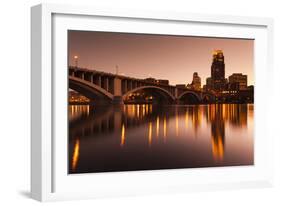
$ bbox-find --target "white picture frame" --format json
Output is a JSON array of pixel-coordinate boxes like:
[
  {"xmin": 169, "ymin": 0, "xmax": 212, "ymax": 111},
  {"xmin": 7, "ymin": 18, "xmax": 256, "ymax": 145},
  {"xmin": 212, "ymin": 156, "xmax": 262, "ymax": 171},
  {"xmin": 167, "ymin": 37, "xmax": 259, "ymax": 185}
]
[{"xmin": 31, "ymin": 3, "xmax": 274, "ymax": 202}]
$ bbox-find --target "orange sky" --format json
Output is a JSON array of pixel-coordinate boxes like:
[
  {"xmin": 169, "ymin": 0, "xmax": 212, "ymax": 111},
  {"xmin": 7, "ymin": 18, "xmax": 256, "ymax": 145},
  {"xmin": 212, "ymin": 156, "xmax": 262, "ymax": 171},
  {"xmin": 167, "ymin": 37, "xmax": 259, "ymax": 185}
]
[{"xmin": 68, "ymin": 31, "xmax": 254, "ymax": 86}]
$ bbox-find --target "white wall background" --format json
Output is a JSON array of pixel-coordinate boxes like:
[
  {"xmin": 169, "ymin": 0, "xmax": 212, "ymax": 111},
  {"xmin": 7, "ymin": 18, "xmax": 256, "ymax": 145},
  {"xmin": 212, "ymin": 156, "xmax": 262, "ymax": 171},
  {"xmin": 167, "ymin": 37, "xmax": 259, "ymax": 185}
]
[{"xmin": 0, "ymin": 0, "xmax": 280, "ymax": 205}]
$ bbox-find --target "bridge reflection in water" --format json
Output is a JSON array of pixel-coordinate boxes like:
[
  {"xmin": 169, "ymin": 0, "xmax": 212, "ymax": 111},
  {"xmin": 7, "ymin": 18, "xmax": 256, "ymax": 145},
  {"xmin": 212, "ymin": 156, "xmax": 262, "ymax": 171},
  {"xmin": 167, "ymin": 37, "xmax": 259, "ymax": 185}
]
[{"xmin": 68, "ymin": 104, "xmax": 254, "ymax": 174}]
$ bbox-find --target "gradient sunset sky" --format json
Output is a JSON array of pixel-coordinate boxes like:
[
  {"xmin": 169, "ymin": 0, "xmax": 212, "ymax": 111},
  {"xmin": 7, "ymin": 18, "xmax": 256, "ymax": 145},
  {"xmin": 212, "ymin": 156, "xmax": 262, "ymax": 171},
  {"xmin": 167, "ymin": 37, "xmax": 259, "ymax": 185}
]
[{"xmin": 68, "ymin": 31, "xmax": 254, "ymax": 86}]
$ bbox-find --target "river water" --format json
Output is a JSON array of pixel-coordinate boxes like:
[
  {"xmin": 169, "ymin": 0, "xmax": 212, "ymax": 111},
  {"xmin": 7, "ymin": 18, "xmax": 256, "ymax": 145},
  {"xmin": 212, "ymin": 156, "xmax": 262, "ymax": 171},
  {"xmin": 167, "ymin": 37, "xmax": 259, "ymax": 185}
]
[{"xmin": 68, "ymin": 104, "xmax": 254, "ymax": 174}]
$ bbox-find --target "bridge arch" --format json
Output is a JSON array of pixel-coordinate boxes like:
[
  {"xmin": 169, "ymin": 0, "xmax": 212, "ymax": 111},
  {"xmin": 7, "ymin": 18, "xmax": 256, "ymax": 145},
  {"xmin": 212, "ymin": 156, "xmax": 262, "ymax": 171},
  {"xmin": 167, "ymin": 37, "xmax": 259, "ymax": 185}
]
[
  {"xmin": 69, "ymin": 76, "xmax": 114, "ymax": 103},
  {"xmin": 122, "ymin": 86, "xmax": 176, "ymax": 104},
  {"xmin": 177, "ymin": 90, "xmax": 201, "ymax": 104}
]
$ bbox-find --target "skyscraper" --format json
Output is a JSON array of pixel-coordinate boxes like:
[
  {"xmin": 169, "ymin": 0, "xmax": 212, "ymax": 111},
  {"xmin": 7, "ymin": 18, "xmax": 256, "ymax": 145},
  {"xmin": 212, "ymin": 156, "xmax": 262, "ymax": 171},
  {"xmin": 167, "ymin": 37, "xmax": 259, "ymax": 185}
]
[{"xmin": 211, "ymin": 50, "xmax": 227, "ymax": 91}]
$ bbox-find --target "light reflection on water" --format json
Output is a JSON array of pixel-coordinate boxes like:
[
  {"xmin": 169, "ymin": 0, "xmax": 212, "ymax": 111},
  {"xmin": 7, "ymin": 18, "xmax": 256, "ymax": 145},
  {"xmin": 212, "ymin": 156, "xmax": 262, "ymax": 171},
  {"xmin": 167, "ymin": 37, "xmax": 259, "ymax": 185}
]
[
  {"xmin": 69, "ymin": 104, "xmax": 254, "ymax": 174},
  {"xmin": 71, "ymin": 139, "xmax": 80, "ymax": 171},
  {"xmin": 120, "ymin": 123, "xmax": 125, "ymax": 147}
]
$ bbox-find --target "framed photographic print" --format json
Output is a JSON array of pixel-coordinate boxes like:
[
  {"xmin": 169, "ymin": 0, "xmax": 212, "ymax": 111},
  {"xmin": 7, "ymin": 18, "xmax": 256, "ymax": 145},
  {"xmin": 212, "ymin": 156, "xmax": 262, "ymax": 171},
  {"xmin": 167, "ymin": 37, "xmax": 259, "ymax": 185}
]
[{"xmin": 31, "ymin": 3, "xmax": 274, "ymax": 201}]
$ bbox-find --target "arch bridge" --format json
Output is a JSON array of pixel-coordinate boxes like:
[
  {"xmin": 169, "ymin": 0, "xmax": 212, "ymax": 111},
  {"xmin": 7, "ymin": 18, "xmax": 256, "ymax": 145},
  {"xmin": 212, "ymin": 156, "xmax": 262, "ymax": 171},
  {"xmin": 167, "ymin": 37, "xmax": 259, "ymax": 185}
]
[{"xmin": 69, "ymin": 66, "xmax": 214, "ymax": 105}]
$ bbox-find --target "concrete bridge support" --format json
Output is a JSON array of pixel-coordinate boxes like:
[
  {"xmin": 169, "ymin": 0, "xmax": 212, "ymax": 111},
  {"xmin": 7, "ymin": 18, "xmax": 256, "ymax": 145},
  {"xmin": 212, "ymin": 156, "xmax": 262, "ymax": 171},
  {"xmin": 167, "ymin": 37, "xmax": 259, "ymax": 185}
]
[{"xmin": 113, "ymin": 77, "xmax": 124, "ymax": 105}]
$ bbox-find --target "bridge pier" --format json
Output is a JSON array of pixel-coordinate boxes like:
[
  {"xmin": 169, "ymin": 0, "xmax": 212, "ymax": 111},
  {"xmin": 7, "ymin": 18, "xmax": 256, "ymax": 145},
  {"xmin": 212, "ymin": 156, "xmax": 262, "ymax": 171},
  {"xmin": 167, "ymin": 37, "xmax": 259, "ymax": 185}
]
[{"xmin": 112, "ymin": 77, "xmax": 124, "ymax": 105}]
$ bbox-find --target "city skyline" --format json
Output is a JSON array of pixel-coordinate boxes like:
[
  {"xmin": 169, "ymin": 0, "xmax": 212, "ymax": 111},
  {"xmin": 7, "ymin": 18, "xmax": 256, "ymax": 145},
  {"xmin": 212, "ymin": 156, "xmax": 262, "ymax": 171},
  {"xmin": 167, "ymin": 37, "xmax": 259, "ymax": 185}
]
[
  {"xmin": 68, "ymin": 30, "xmax": 254, "ymax": 86},
  {"xmin": 68, "ymin": 30, "xmax": 254, "ymax": 174}
]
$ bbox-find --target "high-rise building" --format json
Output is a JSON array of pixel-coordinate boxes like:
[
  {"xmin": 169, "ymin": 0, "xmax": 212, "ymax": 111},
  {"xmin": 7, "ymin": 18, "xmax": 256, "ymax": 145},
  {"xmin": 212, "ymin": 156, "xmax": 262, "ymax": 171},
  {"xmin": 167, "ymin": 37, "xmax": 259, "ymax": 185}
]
[
  {"xmin": 191, "ymin": 72, "xmax": 201, "ymax": 91},
  {"xmin": 211, "ymin": 50, "xmax": 227, "ymax": 91},
  {"xmin": 228, "ymin": 73, "xmax": 248, "ymax": 90}
]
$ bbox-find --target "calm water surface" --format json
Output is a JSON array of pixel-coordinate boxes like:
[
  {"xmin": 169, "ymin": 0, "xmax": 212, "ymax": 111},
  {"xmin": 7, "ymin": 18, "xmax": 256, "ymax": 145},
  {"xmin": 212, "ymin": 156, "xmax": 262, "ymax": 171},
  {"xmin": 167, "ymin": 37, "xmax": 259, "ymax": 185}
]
[{"xmin": 68, "ymin": 104, "xmax": 254, "ymax": 174}]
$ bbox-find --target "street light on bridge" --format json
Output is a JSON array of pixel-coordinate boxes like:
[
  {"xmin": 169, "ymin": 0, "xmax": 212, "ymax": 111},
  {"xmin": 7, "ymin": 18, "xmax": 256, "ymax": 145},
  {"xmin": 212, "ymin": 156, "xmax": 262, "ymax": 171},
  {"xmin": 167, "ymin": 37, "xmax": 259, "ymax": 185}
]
[
  {"xmin": 115, "ymin": 65, "xmax": 119, "ymax": 75},
  {"xmin": 74, "ymin": 55, "xmax": 79, "ymax": 68}
]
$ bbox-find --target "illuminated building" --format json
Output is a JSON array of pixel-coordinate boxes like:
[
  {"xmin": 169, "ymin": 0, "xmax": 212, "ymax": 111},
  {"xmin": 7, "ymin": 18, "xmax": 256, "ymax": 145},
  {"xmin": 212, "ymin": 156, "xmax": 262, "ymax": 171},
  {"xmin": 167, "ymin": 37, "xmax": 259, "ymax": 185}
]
[
  {"xmin": 211, "ymin": 50, "xmax": 227, "ymax": 92},
  {"xmin": 228, "ymin": 73, "xmax": 248, "ymax": 90},
  {"xmin": 69, "ymin": 90, "xmax": 90, "ymax": 103}
]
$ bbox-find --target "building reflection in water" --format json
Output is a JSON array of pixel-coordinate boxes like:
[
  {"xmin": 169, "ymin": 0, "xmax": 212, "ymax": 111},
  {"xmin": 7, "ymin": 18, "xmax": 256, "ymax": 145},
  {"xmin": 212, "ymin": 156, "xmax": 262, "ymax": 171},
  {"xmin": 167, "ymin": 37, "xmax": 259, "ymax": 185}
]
[
  {"xmin": 137, "ymin": 104, "xmax": 140, "ymax": 118},
  {"xmin": 205, "ymin": 104, "xmax": 248, "ymax": 161},
  {"xmin": 156, "ymin": 116, "xmax": 160, "ymax": 138},
  {"xmin": 163, "ymin": 116, "xmax": 167, "ymax": 142},
  {"xmin": 209, "ymin": 105, "xmax": 225, "ymax": 161},
  {"xmin": 142, "ymin": 105, "xmax": 145, "ymax": 116},
  {"xmin": 148, "ymin": 122, "xmax": 152, "ymax": 147},
  {"xmin": 68, "ymin": 103, "xmax": 252, "ymax": 173},
  {"xmin": 120, "ymin": 123, "xmax": 126, "ymax": 147},
  {"xmin": 69, "ymin": 105, "xmax": 91, "ymax": 121},
  {"xmin": 175, "ymin": 108, "xmax": 179, "ymax": 137},
  {"xmin": 185, "ymin": 110, "xmax": 189, "ymax": 129},
  {"xmin": 71, "ymin": 139, "xmax": 80, "ymax": 171},
  {"xmin": 187, "ymin": 106, "xmax": 201, "ymax": 134}
]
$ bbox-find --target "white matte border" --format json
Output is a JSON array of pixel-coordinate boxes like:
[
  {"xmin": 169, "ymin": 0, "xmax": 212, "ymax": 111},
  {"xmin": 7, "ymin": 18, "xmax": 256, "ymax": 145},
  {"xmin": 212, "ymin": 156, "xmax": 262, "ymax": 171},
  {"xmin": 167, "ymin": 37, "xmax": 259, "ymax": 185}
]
[
  {"xmin": 31, "ymin": 3, "xmax": 274, "ymax": 201},
  {"xmin": 53, "ymin": 13, "xmax": 270, "ymax": 196}
]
